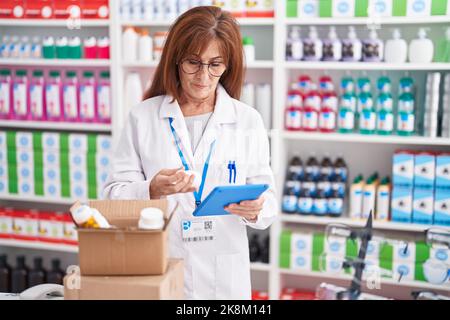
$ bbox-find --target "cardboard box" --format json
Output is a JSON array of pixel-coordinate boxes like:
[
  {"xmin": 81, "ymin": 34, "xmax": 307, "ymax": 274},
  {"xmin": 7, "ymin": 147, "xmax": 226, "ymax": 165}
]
[
  {"xmin": 76, "ymin": 200, "xmax": 176, "ymax": 276},
  {"xmin": 64, "ymin": 259, "xmax": 184, "ymax": 300}
]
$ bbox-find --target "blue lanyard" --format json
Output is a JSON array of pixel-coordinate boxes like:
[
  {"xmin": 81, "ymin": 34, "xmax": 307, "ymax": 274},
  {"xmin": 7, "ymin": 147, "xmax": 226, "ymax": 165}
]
[{"xmin": 168, "ymin": 117, "xmax": 215, "ymax": 207}]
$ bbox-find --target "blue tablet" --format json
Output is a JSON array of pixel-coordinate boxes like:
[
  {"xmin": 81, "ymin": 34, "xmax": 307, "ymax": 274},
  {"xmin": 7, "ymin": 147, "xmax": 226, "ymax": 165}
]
[{"xmin": 192, "ymin": 184, "xmax": 269, "ymax": 217}]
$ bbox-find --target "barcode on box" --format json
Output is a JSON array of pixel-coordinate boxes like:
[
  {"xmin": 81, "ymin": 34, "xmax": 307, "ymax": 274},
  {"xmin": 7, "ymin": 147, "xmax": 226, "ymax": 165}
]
[{"xmin": 184, "ymin": 236, "xmax": 214, "ymax": 242}]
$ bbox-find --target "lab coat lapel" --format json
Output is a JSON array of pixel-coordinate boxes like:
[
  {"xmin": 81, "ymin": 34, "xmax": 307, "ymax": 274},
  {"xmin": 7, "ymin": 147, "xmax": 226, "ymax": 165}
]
[{"xmin": 159, "ymin": 95, "xmax": 195, "ymax": 169}]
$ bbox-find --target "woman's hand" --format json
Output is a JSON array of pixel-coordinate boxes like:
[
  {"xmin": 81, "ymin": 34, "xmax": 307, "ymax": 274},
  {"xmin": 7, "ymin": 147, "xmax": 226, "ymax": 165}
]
[
  {"xmin": 224, "ymin": 196, "xmax": 265, "ymax": 222},
  {"xmin": 149, "ymin": 167, "xmax": 196, "ymax": 199}
]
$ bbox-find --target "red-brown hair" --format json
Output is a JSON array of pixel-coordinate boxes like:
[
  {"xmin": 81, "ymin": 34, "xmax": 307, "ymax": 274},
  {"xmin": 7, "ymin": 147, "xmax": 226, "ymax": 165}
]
[{"xmin": 142, "ymin": 6, "xmax": 244, "ymax": 101}]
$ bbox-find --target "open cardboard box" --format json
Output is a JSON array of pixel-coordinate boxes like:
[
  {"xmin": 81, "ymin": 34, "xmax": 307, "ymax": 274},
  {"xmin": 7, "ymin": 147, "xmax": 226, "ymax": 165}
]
[
  {"xmin": 72, "ymin": 199, "xmax": 177, "ymax": 276},
  {"xmin": 64, "ymin": 259, "xmax": 184, "ymax": 300}
]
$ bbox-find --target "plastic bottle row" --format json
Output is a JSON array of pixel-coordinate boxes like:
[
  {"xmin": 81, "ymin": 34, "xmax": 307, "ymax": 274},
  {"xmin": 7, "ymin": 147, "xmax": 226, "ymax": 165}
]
[
  {"xmin": 0, "ymin": 68, "xmax": 111, "ymax": 124},
  {"xmin": 286, "ymin": 26, "xmax": 448, "ymax": 64},
  {"xmin": 0, "ymin": 0, "xmax": 109, "ymax": 20},
  {"xmin": 282, "ymin": 155, "xmax": 348, "ymax": 217},
  {"xmin": 0, "ymin": 35, "xmax": 110, "ymax": 60},
  {"xmin": 240, "ymin": 82, "xmax": 271, "ymax": 130},
  {"xmin": 285, "ymin": 74, "xmax": 418, "ymax": 136},
  {"xmin": 120, "ymin": 0, "xmax": 274, "ymax": 21},
  {"xmin": 122, "ymin": 27, "xmax": 167, "ymax": 62},
  {"xmin": 0, "ymin": 255, "xmax": 65, "ymax": 294},
  {"xmin": 349, "ymin": 173, "xmax": 391, "ymax": 221}
]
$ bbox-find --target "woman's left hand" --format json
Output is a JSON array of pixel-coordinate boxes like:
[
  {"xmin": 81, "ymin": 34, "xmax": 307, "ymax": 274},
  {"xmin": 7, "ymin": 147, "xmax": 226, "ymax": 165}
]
[{"xmin": 224, "ymin": 196, "xmax": 265, "ymax": 222}]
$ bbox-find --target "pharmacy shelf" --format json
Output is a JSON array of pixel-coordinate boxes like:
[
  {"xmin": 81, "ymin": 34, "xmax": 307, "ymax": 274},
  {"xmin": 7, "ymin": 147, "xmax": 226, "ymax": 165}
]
[
  {"xmin": 0, "ymin": 238, "xmax": 78, "ymax": 253},
  {"xmin": 284, "ymin": 61, "xmax": 450, "ymax": 71},
  {"xmin": 285, "ymin": 16, "xmax": 450, "ymax": 26},
  {"xmin": 0, "ymin": 120, "xmax": 111, "ymax": 132},
  {"xmin": 251, "ymin": 262, "xmax": 271, "ymax": 272},
  {"xmin": 0, "ymin": 194, "xmax": 80, "ymax": 205},
  {"xmin": 122, "ymin": 60, "xmax": 275, "ymax": 69},
  {"xmin": 0, "ymin": 18, "xmax": 109, "ymax": 27},
  {"xmin": 280, "ymin": 214, "xmax": 450, "ymax": 233},
  {"xmin": 0, "ymin": 58, "xmax": 111, "ymax": 67},
  {"xmin": 278, "ymin": 268, "xmax": 450, "ymax": 293},
  {"xmin": 281, "ymin": 131, "xmax": 450, "ymax": 146},
  {"xmin": 120, "ymin": 17, "xmax": 275, "ymax": 27}
]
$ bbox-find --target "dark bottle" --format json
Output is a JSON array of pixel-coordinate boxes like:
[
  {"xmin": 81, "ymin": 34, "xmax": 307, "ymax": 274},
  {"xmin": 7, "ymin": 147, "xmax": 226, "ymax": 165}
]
[
  {"xmin": 0, "ymin": 254, "xmax": 12, "ymax": 293},
  {"xmin": 320, "ymin": 155, "xmax": 333, "ymax": 178},
  {"xmin": 11, "ymin": 256, "xmax": 29, "ymax": 293},
  {"xmin": 260, "ymin": 235, "xmax": 270, "ymax": 264},
  {"xmin": 305, "ymin": 155, "xmax": 320, "ymax": 179},
  {"xmin": 47, "ymin": 259, "xmax": 64, "ymax": 285},
  {"xmin": 249, "ymin": 234, "xmax": 261, "ymax": 262},
  {"xmin": 28, "ymin": 257, "xmax": 46, "ymax": 288},
  {"xmin": 333, "ymin": 157, "xmax": 348, "ymax": 182},
  {"xmin": 288, "ymin": 155, "xmax": 304, "ymax": 180}
]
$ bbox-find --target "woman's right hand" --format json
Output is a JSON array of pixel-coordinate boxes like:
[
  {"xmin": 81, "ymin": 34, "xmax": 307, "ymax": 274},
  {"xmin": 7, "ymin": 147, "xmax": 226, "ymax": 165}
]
[{"xmin": 149, "ymin": 167, "xmax": 196, "ymax": 199}]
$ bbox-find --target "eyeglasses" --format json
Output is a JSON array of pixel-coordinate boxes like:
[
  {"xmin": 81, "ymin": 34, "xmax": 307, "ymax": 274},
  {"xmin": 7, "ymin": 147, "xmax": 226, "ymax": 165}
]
[{"xmin": 179, "ymin": 59, "xmax": 227, "ymax": 77}]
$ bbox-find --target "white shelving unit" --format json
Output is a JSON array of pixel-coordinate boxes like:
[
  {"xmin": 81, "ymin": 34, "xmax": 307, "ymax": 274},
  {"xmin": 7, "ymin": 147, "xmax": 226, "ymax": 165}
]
[
  {"xmin": 0, "ymin": 194, "xmax": 81, "ymax": 205},
  {"xmin": 0, "ymin": 18, "xmax": 109, "ymax": 27},
  {"xmin": 267, "ymin": 1, "xmax": 450, "ymax": 301},
  {"xmin": 0, "ymin": 58, "xmax": 111, "ymax": 67},
  {"xmin": 0, "ymin": 120, "xmax": 111, "ymax": 132},
  {"xmin": 0, "ymin": 239, "xmax": 78, "ymax": 253}
]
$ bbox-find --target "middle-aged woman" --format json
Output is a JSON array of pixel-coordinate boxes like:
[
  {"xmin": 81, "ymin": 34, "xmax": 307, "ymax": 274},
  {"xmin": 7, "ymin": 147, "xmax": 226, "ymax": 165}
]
[{"xmin": 104, "ymin": 6, "xmax": 277, "ymax": 299}]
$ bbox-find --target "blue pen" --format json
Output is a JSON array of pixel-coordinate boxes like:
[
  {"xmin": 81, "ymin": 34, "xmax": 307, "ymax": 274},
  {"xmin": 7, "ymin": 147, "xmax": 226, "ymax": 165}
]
[
  {"xmin": 232, "ymin": 161, "xmax": 237, "ymax": 183},
  {"xmin": 227, "ymin": 161, "xmax": 233, "ymax": 184}
]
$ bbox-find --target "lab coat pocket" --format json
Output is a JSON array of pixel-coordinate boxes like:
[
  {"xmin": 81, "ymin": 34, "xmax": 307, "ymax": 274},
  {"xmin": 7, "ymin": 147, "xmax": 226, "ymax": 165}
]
[{"xmin": 215, "ymin": 253, "xmax": 251, "ymax": 299}]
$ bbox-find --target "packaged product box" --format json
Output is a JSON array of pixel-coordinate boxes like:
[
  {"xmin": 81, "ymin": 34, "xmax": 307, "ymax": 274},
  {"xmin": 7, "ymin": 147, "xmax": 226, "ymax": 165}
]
[
  {"xmin": 368, "ymin": 0, "xmax": 393, "ymax": 17},
  {"xmin": 392, "ymin": 261, "xmax": 415, "ymax": 281},
  {"xmin": 434, "ymin": 189, "xmax": 450, "ymax": 226},
  {"xmin": 0, "ymin": 0, "xmax": 25, "ymax": 19},
  {"xmin": 414, "ymin": 152, "xmax": 436, "ymax": 188},
  {"xmin": 11, "ymin": 209, "xmax": 39, "ymax": 240},
  {"xmin": 391, "ymin": 187, "xmax": 413, "ymax": 222},
  {"xmin": 430, "ymin": 0, "xmax": 448, "ymax": 15},
  {"xmin": 252, "ymin": 290, "xmax": 269, "ymax": 300},
  {"xmin": 64, "ymin": 259, "xmax": 184, "ymax": 300},
  {"xmin": 412, "ymin": 187, "xmax": 434, "ymax": 224},
  {"xmin": 280, "ymin": 288, "xmax": 316, "ymax": 300},
  {"xmin": 80, "ymin": 0, "xmax": 109, "ymax": 19},
  {"xmin": 0, "ymin": 207, "xmax": 13, "ymax": 238},
  {"xmin": 332, "ymin": 0, "xmax": 355, "ymax": 18},
  {"xmin": 297, "ymin": 0, "xmax": 320, "ymax": 18},
  {"xmin": 245, "ymin": 0, "xmax": 274, "ymax": 18},
  {"xmin": 406, "ymin": 0, "xmax": 432, "ymax": 17},
  {"xmin": 38, "ymin": 211, "xmax": 64, "ymax": 243},
  {"xmin": 392, "ymin": 151, "xmax": 415, "ymax": 187},
  {"xmin": 61, "ymin": 212, "xmax": 78, "ymax": 245},
  {"xmin": 75, "ymin": 199, "xmax": 176, "ymax": 276},
  {"xmin": 0, "ymin": 162, "xmax": 8, "ymax": 195},
  {"xmin": 393, "ymin": 241, "xmax": 416, "ymax": 262},
  {"xmin": 24, "ymin": 0, "xmax": 53, "ymax": 19},
  {"xmin": 53, "ymin": 0, "xmax": 80, "ymax": 19},
  {"xmin": 435, "ymin": 153, "xmax": 450, "ymax": 189},
  {"xmin": 291, "ymin": 232, "xmax": 313, "ymax": 254},
  {"xmin": 42, "ymin": 132, "xmax": 60, "ymax": 151},
  {"xmin": 324, "ymin": 235, "xmax": 346, "ymax": 257},
  {"xmin": 290, "ymin": 252, "xmax": 312, "ymax": 271}
]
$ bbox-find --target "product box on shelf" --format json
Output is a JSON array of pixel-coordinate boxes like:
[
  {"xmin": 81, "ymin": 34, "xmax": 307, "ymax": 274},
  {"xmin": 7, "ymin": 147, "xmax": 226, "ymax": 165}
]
[
  {"xmin": 61, "ymin": 212, "xmax": 78, "ymax": 245},
  {"xmin": 290, "ymin": 252, "xmax": 312, "ymax": 271},
  {"xmin": 11, "ymin": 209, "xmax": 39, "ymax": 240},
  {"xmin": 0, "ymin": 0, "xmax": 25, "ymax": 19},
  {"xmin": 412, "ymin": 188, "xmax": 434, "ymax": 224},
  {"xmin": 407, "ymin": 0, "xmax": 432, "ymax": 17},
  {"xmin": 291, "ymin": 232, "xmax": 314, "ymax": 254},
  {"xmin": 75, "ymin": 199, "xmax": 176, "ymax": 276},
  {"xmin": 252, "ymin": 290, "xmax": 269, "ymax": 300},
  {"xmin": 24, "ymin": 0, "xmax": 53, "ymax": 19},
  {"xmin": 393, "ymin": 151, "xmax": 415, "ymax": 187},
  {"xmin": 430, "ymin": 246, "xmax": 450, "ymax": 264},
  {"xmin": 393, "ymin": 241, "xmax": 416, "ymax": 263},
  {"xmin": 80, "ymin": 0, "xmax": 109, "ymax": 19},
  {"xmin": 434, "ymin": 189, "xmax": 450, "ymax": 226},
  {"xmin": 414, "ymin": 153, "xmax": 435, "ymax": 188},
  {"xmin": 53, "ymin": 0, "xmax": 80, "ymax": 20},
  {"xmin": 332, "ymin": 0, "xmax": 355, "ymax": 18},
  {"xmin": 368, "ymin": 0, "xmax": 393, "ymax": 17},
  {"xmin": 391, "ymin": 187, "xmax": 413, "ymax": 222},
  {"xmin": 280, "ymin": 288, "xmax": 316, "ymax": 300},
  {"xmin": 38, "ymin": 211, "xmax": 64, "ymax": 243},
  {"xmin": 436, "ymin": 153, "xmax": 450, "ymax": 189},
  {"xmin": 0, "ymin": 207, "xmax": 13, "ymax": 238},
  {"xmin": 292, "ymin": 0, "xmax": 320, "ymax": 18},
  {"xmin": 392, "ymin": 261, "xmax": 415, "ymax": 281}
]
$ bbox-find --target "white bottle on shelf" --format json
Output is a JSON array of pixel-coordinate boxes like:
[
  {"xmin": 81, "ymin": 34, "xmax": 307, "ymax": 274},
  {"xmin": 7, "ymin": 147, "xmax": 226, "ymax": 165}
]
[
  {"xmin": 384, "ymin": 29, "xmax": 407, "ymax": 64},
  {"xmin": 408, "ymin": 28, "xmax": 434, "ymax": 63},
  {"xmin": 130, "ymin": 0, "xmax": 142, "ymax": 20},
  {"xmin": 243, "ymin": 36, "xmax": 255, "ymax": 63},
  {"xmin": 124, "ymin": 72, "xmax": 143, "ymax": 117},
  {"xmin": 241, "ymin": 83, "xmax": 255, "ymax": 107},
  {"xmin": 142, "ymin": 0, "xmax": 154, "ymax": 20},
  {"xmin": 342, "ymin": 26, "xmax": 362, "ymax": 62},
  {"xmin": 322, "ymin": 26, "xmax": 342, "ymax": 62},
  {"xmin": 138, "ymin": 30, "xmax": 153, "ymax": 62},
  {"xmin": 120, "ymin": 0, "xmax": 132, "ymax": 20},
  {"xmin": 122, "ymin": 27, "xmax": 138, "ymax": 62},
  {"xmin": 303, "ymin": 26, "xmax": 322, "ymax": 61},
  {"xmin": 256, "ymin": 83, "xmax": 272, "ymax": 130}
]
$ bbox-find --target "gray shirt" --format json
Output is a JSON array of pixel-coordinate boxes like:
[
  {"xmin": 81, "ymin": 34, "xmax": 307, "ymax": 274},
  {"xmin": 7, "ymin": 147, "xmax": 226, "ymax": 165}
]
[{"xmin": 184, "ymin": 112, "xmax": 213, "ymax": 153}]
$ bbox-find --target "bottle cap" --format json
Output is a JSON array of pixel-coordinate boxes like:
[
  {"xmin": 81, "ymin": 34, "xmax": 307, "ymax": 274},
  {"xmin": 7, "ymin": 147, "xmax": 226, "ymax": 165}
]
[
  {"xmin": 243, "ymin": 36, "xmax": 254, "ymax": 45},
  {"xmin": 66, "ymin": 71, "xmax": 76, "ymax": 77},
  {"xmin": 83, "ymin": 71, "xmax": 94, "ymax": 78},
  {"xmin": 49, "ymin": 70, "xmax": 60, "ymax": 77},
  {"xmin": 139, "ymin": 208, "xmax": 165, "ymax": 230},
  {"xmin": 100, "ymin": 71, "xmax": 110, "ymax": 78},
  {"xmin": 15, "ymin": 69, "xmax": 27, "ymax": 76},
  {"xmin": 33, "ymin": 70, "xmax": 43, "ymax": 77}
]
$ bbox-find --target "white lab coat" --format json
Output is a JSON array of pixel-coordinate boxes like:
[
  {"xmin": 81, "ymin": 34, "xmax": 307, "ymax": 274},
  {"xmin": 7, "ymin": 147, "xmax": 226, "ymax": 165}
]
[{"xmin": 103, "ymin": 84, "xmax": 277, "ymax": 300}]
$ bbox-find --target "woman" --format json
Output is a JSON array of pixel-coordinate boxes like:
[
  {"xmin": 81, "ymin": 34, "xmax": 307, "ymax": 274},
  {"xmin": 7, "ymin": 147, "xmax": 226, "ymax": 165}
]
[{"xmin": 104, "ymin": 6, "xmax": 277, "ymax": 300}]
